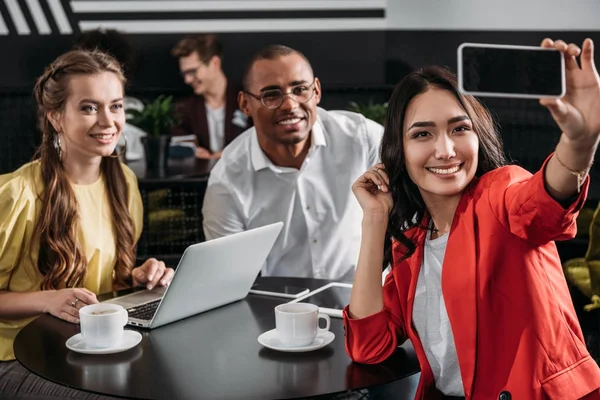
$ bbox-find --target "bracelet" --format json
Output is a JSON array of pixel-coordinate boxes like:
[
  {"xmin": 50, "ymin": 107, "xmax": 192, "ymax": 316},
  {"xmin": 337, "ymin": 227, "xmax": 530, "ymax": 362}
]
[{"xmin": 554, "ymin": 150, "xmax": 592, "ymax": 193}]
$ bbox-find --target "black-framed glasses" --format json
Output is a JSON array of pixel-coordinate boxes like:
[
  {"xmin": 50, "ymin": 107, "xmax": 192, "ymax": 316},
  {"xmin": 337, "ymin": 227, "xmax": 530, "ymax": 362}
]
[
  {"xmin": 179, "ymin": 65, "xmax": 204, "ymax": 79},
  {"xmin": 244, "ymin": 80, "xmax": 316, "ymax": 109}
]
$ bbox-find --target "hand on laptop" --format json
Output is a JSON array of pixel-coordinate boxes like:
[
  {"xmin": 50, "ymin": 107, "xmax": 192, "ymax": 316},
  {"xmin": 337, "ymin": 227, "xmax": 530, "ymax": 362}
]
[{"xmin": 132, "ymin": 258, "xmax": 175, "ymax": 290}]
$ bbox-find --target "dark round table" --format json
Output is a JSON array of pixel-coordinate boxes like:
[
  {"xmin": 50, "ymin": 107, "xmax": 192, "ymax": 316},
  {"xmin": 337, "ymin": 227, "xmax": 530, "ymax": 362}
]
[{"xmin": 14, "ymin": 277, "xmax": 420, "ymax": 400}]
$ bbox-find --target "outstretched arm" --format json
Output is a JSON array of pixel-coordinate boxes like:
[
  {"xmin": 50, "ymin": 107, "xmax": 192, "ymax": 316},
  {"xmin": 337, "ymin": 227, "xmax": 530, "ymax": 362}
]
[{"xmin": 542, "ymin": 38, "xmax": 600, "ymax": 200}]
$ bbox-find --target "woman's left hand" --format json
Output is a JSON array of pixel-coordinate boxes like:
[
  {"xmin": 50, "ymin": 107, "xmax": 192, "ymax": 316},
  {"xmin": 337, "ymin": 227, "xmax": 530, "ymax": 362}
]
[
  {"xmin": 131, "ymin": 258, "xmax": 174, "ymax": 290},
  {"xmin": 540, "ymin": 38, "xmax": 600, "ymax": 145}
]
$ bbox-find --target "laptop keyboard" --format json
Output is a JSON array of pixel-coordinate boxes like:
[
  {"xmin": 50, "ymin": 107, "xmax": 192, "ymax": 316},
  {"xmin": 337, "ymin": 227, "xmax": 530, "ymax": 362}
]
[{"xmin": 127, "ymin": 299, "xmax": 161, "ymax": 321}]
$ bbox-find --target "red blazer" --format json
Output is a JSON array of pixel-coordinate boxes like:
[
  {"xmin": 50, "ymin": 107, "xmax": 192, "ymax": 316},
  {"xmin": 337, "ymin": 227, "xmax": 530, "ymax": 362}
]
[
  {"xmin": 344, "ymin": 156, "xmax": 600, "ymax": 400},
  {"xmin": 171, "ymin": 83, "xmax": 249, "ymax": 153}
]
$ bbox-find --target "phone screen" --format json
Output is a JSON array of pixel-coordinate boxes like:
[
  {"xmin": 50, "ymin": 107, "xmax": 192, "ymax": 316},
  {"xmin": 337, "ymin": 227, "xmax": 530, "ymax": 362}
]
[
  {"xmin": 459, "ymin": 44, "xmax": 564, "ymax": 97},
  {"xmin": 251, "ymin": 282, "xmax": 308, "ymax": 296},
  {"xmin": 298, "ymin": 286, "xmax": 352, "ymax": 310}
]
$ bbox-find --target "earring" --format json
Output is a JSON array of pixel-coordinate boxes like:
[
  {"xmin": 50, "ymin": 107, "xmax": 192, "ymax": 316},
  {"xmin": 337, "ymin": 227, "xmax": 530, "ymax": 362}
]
[
  {"xmin": 54, "ymin": 133, "xmax": 62, "ymax": 161},
  {"xmin": 109, "ymin": 133, "xmax": 128, "ymax": 159}
]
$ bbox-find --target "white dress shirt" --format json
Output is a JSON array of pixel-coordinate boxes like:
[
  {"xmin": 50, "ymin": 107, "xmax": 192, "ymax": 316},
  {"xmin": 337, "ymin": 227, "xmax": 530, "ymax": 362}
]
[
  {"xmin": 205, "ymin": 105, "xmax": 226, "ymax": 153},
  {"xmin": 202, "ymin": 107, "xmax": 383, "ymax": 280},
  {"xmin": 121, "ymin": 96, "xmax": 147, "ymax": 161}
]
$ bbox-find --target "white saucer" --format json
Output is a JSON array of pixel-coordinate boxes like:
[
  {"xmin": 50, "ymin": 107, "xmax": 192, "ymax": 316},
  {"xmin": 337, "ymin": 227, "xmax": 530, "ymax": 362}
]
[
  {"xmin": 258, "ymin": 329, "xmax": 335, "ymax": 352},
  {"xmin": 65, "ymin": 330, "xmax": 142, "ymax": 355}
]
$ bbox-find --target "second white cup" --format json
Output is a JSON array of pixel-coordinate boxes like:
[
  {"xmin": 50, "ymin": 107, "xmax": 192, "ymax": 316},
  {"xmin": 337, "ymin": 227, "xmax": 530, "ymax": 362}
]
[{"xmin": 274, "ymin": 303, "xmax": 330, "ymax": 347}]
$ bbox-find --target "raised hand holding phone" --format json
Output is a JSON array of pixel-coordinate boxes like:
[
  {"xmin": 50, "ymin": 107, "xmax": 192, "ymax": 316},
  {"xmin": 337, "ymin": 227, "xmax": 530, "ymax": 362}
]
[
  {"xmin": 539, "ymin": 38, "xmax": 600, "ymax": 146},
  {"xmin": 539, "ymin": 38, "xmax": 600, "ymax": 200}
]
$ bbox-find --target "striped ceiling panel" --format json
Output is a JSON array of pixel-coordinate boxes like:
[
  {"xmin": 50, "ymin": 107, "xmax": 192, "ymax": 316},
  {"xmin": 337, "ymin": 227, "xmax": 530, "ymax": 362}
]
[{"xmin": 0, "ymin": 0, "xmax": 387, "ymax": 35}]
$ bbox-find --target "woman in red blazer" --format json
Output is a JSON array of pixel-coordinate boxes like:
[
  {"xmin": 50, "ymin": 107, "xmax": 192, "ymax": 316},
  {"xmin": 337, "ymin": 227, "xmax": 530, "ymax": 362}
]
[{"xmin": 345, "ymin": 38, "xmax": 600, "ymax": 399}]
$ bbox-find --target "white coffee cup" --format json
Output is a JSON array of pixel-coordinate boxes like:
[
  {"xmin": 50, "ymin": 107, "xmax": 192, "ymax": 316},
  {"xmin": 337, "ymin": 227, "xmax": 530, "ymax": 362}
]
[
  {"xmin": 79, "ymin": 303, "xmax": 128, "ymax": 349},
  {"xmin": 274, "ymin": 303, "xmax": 331, "ymax": 347}
]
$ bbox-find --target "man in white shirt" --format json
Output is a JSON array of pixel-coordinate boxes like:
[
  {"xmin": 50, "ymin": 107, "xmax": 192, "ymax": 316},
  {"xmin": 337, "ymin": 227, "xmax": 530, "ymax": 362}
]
[{"xmin": 202, "ymin": 45, "xmax": 383, "ymax": 281}]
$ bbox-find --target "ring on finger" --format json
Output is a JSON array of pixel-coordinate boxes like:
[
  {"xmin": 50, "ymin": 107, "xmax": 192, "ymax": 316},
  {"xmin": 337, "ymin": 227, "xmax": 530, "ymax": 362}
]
[{"xmin": 71, "ymin": 297, "xmax": 80, "ymax": 308}]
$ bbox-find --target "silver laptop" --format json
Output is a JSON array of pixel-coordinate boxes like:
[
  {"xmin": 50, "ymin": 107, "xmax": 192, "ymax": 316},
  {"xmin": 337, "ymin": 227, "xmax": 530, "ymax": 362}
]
[{"xmin": 103, "ymin": 222, "xmax": 283, "ymax": 329}]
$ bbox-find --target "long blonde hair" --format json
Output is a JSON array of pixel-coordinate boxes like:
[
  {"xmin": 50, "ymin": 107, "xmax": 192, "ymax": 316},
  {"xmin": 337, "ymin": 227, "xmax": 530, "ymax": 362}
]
[{"xmin": 32, "ymin": 49, "xmax": 136, "ymax": 290}]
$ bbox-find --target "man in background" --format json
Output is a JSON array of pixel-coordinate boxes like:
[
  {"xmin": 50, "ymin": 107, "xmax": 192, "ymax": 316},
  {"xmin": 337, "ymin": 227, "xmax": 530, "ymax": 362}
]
[{"xmin": 171, "ymin": 34, "xmax": 248, "ymax": 159}]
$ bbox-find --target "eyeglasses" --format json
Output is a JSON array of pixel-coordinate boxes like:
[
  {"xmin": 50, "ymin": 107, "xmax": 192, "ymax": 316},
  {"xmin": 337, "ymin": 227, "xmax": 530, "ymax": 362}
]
[
  {"xmin": 244, "ymin": 81, "xmax": 317, "ymax": 109},
  {"xmin": 179, "ymin": 65, "xmax": 204, "ymax": 79}
]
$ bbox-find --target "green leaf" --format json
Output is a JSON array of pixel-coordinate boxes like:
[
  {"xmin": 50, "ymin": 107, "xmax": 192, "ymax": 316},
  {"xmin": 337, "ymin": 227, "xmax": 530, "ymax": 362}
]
[
  {"xmin": 347, "ymin": 99, "xmax": 388, "ymax": 125},
  {"xmin": 127, "ymin": 94, "xmax": 178, "ymax": 138}
]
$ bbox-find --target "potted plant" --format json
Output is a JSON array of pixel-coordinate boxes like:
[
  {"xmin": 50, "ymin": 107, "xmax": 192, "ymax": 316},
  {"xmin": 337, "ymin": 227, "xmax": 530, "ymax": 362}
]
[
  {"xmin": 127, "ymin": 95, "xmax": 178, "ymax": 174},
  {"xmin": 348, "ymin": 100, "xmax": 388, "ymax": 125}
]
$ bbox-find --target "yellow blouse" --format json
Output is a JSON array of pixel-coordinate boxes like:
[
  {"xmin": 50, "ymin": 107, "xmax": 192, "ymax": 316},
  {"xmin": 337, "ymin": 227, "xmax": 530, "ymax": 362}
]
[{"xmin": 0, "ymin": 161, "xmax": 143, "ymax": 360}]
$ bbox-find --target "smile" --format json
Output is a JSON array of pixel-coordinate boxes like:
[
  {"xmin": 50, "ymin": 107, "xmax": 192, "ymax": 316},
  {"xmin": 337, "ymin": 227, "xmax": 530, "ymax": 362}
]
[
  {"xmin": 90, "ymin": 134, "xmax": 115, "ymax": 140},
  {"xmin": 277, "ymin": 118, "xmax": 302, "ymax": 125},
  {"xmin": 426, "ymin": 164, "xmax": 462, "ymax": 175}
]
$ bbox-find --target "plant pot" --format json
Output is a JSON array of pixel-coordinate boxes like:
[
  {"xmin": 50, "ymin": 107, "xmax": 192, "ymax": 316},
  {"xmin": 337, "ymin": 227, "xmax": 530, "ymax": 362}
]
[{"xmin": 141, "ymin": 135, "xmax": 171, "ymax": 175}]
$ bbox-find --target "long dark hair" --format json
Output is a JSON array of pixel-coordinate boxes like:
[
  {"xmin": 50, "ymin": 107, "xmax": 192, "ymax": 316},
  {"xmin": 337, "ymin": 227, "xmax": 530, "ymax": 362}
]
[
  {"xmin": 32, "ymin": 49, "xmax": 136, "ymax": 290},
  {"xmin": 381, "ymin": 66, "xmax": 507, "ymax": 266}
]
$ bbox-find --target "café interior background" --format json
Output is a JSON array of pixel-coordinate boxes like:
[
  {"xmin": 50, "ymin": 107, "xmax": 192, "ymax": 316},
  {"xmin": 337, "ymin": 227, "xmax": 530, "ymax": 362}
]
[{"xmin": 0, "ymin": 0, "xmax": 598, "ymax": 91}]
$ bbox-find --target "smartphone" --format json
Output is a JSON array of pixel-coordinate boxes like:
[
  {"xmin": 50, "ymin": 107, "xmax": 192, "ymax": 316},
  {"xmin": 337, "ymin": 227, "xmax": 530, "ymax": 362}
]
[
  {"xmin": 457, "ymin": 43, "xmax": 566, "ymax": 99},
  {"xmin": 249, "ymin": 281, "xmax": 310, "ymax": 299}
]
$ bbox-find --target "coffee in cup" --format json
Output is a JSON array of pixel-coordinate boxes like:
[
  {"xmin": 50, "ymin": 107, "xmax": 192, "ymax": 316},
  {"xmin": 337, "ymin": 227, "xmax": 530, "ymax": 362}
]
[
  {"xmin": 79, "ymin": 303, "xmax": 128, "ymax": 349},
  {"xmin": 274, "ymin": 303, "xmax": 330, "ymax": 347},
  {"xmin": 90, "ymin": 309, "xmax": 118, "ymax": 316}
]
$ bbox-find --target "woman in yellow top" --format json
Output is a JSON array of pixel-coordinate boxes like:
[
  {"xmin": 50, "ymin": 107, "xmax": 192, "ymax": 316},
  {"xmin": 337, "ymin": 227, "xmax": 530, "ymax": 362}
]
[{"xmin": 0, "ymin": 49, "xmax": 174, "ymax": 398}]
